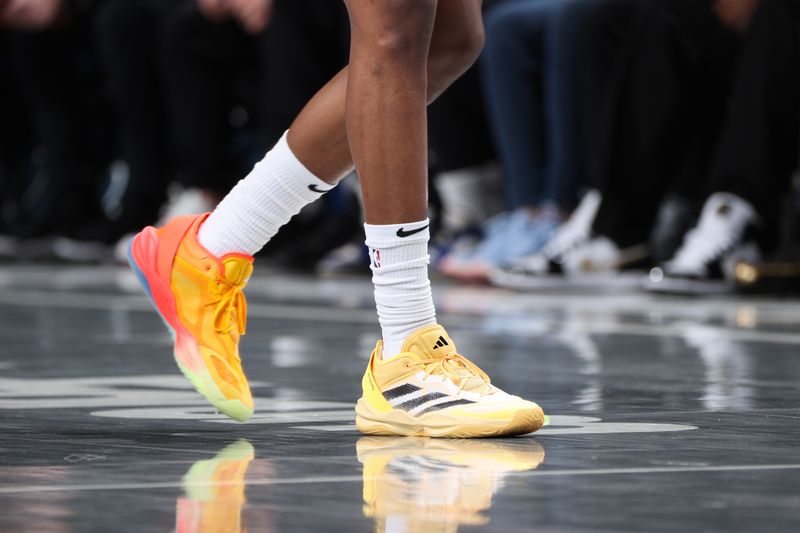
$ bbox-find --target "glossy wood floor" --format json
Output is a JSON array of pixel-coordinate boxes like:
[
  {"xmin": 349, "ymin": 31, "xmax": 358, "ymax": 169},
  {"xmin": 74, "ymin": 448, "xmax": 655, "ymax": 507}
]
[{"xmin": 0, "ymin": 265, "xmax": 798, "ymax": 532}]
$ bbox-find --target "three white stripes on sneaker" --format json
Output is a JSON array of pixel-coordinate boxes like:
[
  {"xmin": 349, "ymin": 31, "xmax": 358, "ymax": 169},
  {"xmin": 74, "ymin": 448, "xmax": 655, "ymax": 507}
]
[{"xmin": 382, "ymin": 382, "xmax": 475, "ymax": 416}]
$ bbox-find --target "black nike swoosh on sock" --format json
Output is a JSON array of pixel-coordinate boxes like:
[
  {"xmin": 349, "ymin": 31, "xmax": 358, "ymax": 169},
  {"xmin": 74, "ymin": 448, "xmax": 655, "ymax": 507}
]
[
  {"xmin": 308, "ymin": 184, "xmax": 329, "ymax": 193},
  {"xmin": 396, "ymin": 224, "xmax": 429, "ymax": 238}
]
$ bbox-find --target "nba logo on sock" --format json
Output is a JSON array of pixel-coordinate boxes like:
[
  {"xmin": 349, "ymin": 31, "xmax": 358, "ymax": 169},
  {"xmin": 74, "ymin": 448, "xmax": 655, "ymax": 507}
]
[{"xmin": 370, "ymin": 248, "xmax": 382, "ymax": 269}]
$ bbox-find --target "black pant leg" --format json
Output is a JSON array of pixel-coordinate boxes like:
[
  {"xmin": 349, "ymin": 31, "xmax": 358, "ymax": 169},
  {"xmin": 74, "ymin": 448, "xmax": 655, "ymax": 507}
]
[
  {"xmin": 161, "ymin": 3, "xmax": 256, "ymax": 193},
  {"xmin": 589, "ymin": 0, "xmax": 738, "ymax": 248},
  {"xmin": 10, "ymin": 15, "xmax": 114, "ymax": 231},
  {"xmin": 428, "ymin": 66, "xmax": 495, "ymax": 173},
  {"xmin": 260, "ymin": 0, "xmax": 350, "ymax": 146},
  {"xmin": 708, "ymin": 0, "xmax": 800, "ymax": 242},
  {"xmin": 0, "ymin": 36, "xmax": 33, "ymax": 203},
  {"xmin": 95, "ymin": 0, "xmax": 173, "ymax": 225}
]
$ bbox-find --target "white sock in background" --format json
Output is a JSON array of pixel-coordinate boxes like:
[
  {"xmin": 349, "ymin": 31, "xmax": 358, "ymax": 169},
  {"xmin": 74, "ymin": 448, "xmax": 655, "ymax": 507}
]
[
  {"xmin": 434, "ymin": 163, "xmax": 502, "ymax": 231},
  {"xmin": 364, "ymin": 220, "xmax": 437, "ymax": 359},
  {"xmin": 198, "ymin": 131, "xmax": 334, "ymax": 257}
]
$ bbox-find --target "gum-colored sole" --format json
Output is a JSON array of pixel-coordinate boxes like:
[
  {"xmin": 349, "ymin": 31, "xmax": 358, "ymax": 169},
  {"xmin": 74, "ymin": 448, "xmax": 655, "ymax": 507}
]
[{"xmin": 355, "ymin": 399, "xmax": 545, "ymax": 438}]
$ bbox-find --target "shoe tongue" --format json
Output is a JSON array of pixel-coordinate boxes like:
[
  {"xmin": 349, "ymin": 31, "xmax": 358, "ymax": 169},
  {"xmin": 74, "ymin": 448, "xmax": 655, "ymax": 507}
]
[
  {"xmin": 456, "ymin": 367, "xmax": 492, "ymax": 394},
  {"xmin": 400, "ymin": 326, "xmax": 492, "ymax": 394},
  {"xmin": 220, "ymin": 255, "xmax": 254, "ymax": 285},
  {"xmin": 401, "ymin": 325, "xmax": 457, "ymax": 360}
]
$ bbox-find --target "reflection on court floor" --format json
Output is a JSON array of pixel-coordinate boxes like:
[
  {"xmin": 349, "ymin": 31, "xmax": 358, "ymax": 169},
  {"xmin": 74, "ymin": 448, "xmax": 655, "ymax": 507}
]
[
  {"xmin": 358, "ymin": 437, "xmax": 545, "ymax": 532},
  {"xmin": 0, "ymin": 265, "xmax": 798, "ymax": 532}
]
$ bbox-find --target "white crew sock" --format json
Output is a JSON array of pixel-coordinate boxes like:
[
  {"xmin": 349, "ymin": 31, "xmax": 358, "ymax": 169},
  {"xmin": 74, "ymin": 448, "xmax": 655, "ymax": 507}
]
[
  {"xmin": 198, "ymin": 131, "xmax": 334, "ymax": 257},
  {"xmin": 364, "ymin": 220, "xmax": 437, "ymax": 359}
]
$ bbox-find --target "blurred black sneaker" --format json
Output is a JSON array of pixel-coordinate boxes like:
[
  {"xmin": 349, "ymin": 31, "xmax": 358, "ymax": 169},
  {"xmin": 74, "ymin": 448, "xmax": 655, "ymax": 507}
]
[
  {"xmin": 649, "ymin": 194, "xmax": 695, "ymax": 265},
  {"xmin": 646, "ymin": 192, "xmax": 761, "ymax": 295}
]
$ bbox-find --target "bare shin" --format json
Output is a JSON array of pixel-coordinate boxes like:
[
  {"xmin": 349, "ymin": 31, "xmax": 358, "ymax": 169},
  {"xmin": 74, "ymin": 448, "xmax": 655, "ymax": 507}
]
[{"xmin": 286, "ymin": 0, "xmax": 484, "ymax": 225}]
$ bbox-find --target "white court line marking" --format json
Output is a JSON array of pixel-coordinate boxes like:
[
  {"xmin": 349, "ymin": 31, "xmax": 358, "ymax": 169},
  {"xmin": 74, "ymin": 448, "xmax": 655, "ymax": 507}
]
[
  {"xmin": 294, "ymin": 425, "xmax": 358, "ymax": 431},
  {"xmin": 1, "ymin": 464, "xmax": 799, "ymax": 494},
  {"xmin": 292, "ymin": 420, "xmax": 698, "ymax": 435},
  {"xmin": 1, "ymin": 289, "xmax": 799, "ymax": 344}
]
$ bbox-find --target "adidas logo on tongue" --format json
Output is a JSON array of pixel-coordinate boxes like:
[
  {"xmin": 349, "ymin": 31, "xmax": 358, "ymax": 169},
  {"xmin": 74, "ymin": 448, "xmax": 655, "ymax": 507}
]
[{"xmin": 432, "ymin": 336, "xmax": 449, "ymax": 350}]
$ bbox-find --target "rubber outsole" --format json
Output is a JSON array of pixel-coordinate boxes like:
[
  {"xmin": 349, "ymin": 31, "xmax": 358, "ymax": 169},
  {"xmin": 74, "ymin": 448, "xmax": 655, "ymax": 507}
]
[{"xmin": 355, "ymin": 399, "xmax": 545, "ymax": 438}]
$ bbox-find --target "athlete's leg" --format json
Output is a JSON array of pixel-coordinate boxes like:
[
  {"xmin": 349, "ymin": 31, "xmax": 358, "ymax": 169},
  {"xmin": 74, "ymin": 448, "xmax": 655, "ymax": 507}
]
[
  {"xmin": 198, "ymin": 0, "xmax": 485, "ymax": 255},
  {"xmin": 343, "ymin": 0, "xmax": 440, "ymax": 360},
  {"xmin": 342, "ymin": 1, "xmax": 541, "ymax": 437},
  {"xmin": 129, "ymin": 0, "xmax": 543, "ymax": 434},
  {"xmin": 343, "ymin": 0, "xmax": 437, "ymax": 225},
  {"xmin": 287, "ymin": 0, "xmax": 485, "ymax": 189}
]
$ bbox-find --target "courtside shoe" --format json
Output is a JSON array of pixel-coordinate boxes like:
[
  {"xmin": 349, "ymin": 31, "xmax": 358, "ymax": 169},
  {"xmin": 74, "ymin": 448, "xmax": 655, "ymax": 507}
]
[
  {"xmin": 127, "ymin": 213, "xmax": 255, "ymax": 422},
  {"xmin": 356, "ymin": 325, "xmax": 545, "ymax": 438},
  {"xmin": 647, "ymin": 193, "xmax": 761, "ymax": 295}
]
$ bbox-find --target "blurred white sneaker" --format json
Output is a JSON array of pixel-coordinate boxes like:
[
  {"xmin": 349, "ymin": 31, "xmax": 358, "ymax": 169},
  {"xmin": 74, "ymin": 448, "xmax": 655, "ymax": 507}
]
[
  {"xmin": 439, "ymin": 208, "xmax": 561, "ymax": 283},
  {"xmin": 113, "ymin": 186, "xmax": 216, "ymax": 263},
  {"xmin": 647, "ymin": 192, "xmax": 760, "ymax": 295},
  {"xmin": 489, "ymin": 190, "xmax": 649, "ymax": 289},
  {"xmin": 434, "ymin": 163, "xmax": 503, "ymax": 231},
  {"xmin": 158, "ymin": 186, "xmax": 217, "ymax": 223}
]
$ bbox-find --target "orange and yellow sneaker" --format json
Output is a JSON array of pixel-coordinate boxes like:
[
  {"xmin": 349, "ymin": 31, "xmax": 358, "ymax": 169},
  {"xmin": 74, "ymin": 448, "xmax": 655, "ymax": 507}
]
[
  {"xmin": 356, "ymin": 324, "xmax": 545, "ymax": 438},
  {"xmin": 176, "ymin": 439, "xmax": 255, "ymax": 533},
  {"xmin": 127, "ymin": 214, "xmax": 254, "ymax": 422}
]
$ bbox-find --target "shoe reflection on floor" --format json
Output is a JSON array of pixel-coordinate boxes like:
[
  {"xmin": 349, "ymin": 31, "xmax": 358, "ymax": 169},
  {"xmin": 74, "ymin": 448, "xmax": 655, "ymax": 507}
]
[
  {"xmin": 175, "ymin": 440, "xmax": 255, "ymax": 533},
  {"xmin": 357, "ymin": 437, "xmax": 545, "ymax": 532}
]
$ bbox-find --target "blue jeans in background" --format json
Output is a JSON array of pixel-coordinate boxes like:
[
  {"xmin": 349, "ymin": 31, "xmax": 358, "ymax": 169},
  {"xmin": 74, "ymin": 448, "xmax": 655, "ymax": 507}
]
[{"xmin": 481, "ymin": 0, "xmax": 600, "ymax": 211}]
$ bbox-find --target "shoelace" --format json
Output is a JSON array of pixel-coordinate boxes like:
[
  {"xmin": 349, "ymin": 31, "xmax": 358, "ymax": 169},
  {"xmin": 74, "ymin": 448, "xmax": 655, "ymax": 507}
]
[
  {"xmin": 210, "ymin": 279, "xmax": 248, "ymax": 336},
  {"xmin": 413, "ymin": 354, "xmax": 491, "ymax": 392}
]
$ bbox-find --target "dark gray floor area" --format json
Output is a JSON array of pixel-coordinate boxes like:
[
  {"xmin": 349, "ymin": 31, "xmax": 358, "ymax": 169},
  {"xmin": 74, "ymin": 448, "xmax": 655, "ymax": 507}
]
[{"xmin": 0, "ymin": 265, "xmax": 798, "ymax": 532}]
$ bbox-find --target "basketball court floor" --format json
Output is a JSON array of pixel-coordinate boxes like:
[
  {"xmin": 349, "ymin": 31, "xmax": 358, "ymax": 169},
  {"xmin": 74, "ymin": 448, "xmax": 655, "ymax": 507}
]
[{"xmin": 0, "ymin": 264, "xmax": 798, "ymax": 532}]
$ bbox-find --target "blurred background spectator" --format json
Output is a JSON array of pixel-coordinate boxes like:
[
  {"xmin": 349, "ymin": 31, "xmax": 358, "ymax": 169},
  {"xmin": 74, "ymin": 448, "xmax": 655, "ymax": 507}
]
[
  {"xmin": 489, "ymin": 0, "xmax": 799, "ymax": 294},
  {"xmin": 1, "ymin": 0, "xmax": 114, "ymax": 255},
  {"xmin": 439, "ymin": 0, "xmax": 598, "ymax": 282},
  {"xmin": 649, "ymin": 0, "xmax": 799, "ymax": 294},
  {"xmin": 0, "ymin": 0, "xmax": 797, "ymax": 294}
]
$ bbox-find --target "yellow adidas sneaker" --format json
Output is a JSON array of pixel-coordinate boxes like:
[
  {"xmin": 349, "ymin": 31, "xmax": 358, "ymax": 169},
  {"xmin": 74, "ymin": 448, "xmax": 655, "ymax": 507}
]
[
  {"xmin": 356, "ymin": 325, "xmax": 545, "ymax": 437},
  {"xmin": 357, "ymin": 436, "xmax": 545, "ymax": 531},
  {"xmin": 127, "ymin": 213, "xmax": 254, "ymax": 422}
]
